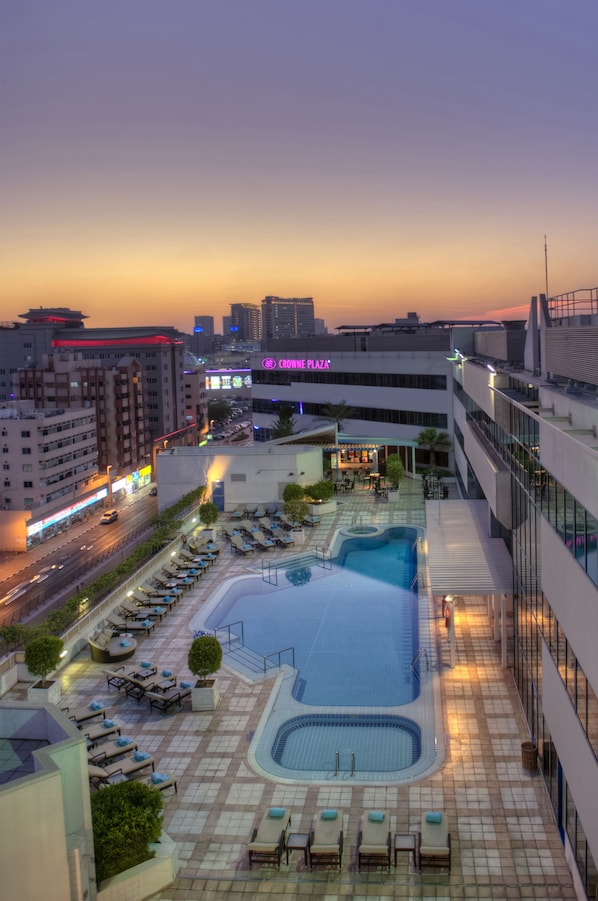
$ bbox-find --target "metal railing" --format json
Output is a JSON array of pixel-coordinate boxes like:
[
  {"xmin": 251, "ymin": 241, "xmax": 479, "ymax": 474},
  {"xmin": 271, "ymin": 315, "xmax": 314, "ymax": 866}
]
[
  {"xmin": 213, "ymin": 620, "xmax": 244, "ymax": 648},
  {"xmin": 263, "ymin": 646, "xmax": 295, "ymax": 673}
]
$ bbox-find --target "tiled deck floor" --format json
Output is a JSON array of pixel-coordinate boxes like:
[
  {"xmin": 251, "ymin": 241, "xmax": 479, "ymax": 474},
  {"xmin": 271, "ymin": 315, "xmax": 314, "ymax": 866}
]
[{"xmin": 5, "ymin": 479, "xmax": 577, "ymax": 899}]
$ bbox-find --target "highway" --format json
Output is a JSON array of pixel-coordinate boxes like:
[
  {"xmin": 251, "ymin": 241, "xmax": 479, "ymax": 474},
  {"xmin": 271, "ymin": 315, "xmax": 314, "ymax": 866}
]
[{"xmin": 0, "ymin": 488, "xmax": 158, "ymax": 628}]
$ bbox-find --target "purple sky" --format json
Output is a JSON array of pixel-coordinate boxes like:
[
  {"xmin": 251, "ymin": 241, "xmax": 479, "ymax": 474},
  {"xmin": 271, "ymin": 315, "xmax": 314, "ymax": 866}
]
[{"xmin": 2, "ymin": 1, "xmax": 597, "ymax": 331}]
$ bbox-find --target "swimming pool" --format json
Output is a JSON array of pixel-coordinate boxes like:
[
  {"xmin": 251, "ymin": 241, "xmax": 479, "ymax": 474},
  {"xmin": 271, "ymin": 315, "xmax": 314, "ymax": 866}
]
[{"xmin": 190, "ymin": 526, "xmax": 442, "ymax": 783}]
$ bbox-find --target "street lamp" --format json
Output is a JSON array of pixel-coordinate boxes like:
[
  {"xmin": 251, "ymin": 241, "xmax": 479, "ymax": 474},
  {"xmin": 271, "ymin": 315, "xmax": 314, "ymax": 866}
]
[{"xmin": 106, "ymin": 465, "xmax": 113, "ymax": 508}]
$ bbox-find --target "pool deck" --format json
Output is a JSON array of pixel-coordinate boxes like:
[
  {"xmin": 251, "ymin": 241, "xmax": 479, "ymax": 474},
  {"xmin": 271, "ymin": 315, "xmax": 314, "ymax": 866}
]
[{"xmin": 5, "ymin": 479, "xmax": 577, "ymax": 899}]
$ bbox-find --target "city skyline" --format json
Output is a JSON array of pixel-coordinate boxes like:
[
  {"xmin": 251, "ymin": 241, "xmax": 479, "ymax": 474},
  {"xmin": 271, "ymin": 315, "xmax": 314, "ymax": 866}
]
[{"xmin": 2, "ymin": 1, "xmax": 597, "ymax": 332}]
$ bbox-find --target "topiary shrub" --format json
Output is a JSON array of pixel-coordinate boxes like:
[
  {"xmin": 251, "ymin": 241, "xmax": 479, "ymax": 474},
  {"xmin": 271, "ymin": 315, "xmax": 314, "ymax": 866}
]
[
  {"xmin": 91, "ymin": 780, "xmax": 163, "ymax": 883},
  {"xmin": 304, "ymin": 480, "xmax": 334, "ymax": 502},
  {"xmin": 199, "ymin": 501, "xmax": 219, "ymax": 529},
  {"xmin": 24, "ymin": 634, "xmax": 63, "ymax": 686},
  {"xmin": 283, "ymin": 497, "xmax": 309, "ymax": 526},
  {"xmin": 282, "ymin": 482, "xmax": 305, "ymax": 502},
  {"xmin": 386, "ymin": 454, "xmax": 405, "ymax": 490},
  {"xmin": 188, "ymin": 635, "xmax": 223, "ymax": 685}
]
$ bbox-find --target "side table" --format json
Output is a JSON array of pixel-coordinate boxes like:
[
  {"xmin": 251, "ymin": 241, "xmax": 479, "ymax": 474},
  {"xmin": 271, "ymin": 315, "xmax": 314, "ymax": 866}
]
[
  {"xmin": 394, "ymin": 832, "xmax": 417, "ymax": 868},
  {"xmin": 286, "ymin": 832, "xmax": 310, "ymax": 866}
]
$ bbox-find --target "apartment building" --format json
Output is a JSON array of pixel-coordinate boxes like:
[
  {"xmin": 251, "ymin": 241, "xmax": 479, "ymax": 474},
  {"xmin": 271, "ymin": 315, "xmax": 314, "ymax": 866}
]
[
  {"xmin": 15, "ymin": 351, "xmax": 150, "ymax": 473},
  {"xmin": 261, "ymin": 295, "xmax": 315, "ymax": 340}
]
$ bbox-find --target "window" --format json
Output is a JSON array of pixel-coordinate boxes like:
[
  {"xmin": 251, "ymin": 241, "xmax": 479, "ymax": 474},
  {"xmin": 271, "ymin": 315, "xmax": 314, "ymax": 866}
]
[
  {"xmin": 21, "ymin": 430, "xmax": 31, "ymax": 438},
  {"xmin": 23, "ymin": 480, "xmax": 33, "ymax": 488},
  {"xmin": 22, "ymin": 447, "xmax": 32, "ymax": 455}
]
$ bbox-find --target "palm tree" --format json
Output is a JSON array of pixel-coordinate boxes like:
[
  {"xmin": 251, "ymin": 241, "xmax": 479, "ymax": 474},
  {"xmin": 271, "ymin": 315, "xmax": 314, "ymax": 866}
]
[
  {"xmin": 319, "ymin": 400, "xmax": 356, "ymax": 432},
  {"xmin": 416, "ymin": 428, "xmax": 452, "ymax": 470},
  {"xmin": 271, "ymin": 404, "xmax": 296, "ymax": 439}
]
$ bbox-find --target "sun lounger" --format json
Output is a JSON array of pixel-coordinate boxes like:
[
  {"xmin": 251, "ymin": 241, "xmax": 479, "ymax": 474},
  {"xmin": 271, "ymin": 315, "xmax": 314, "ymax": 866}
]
[
  {"xmin": 252, "ymin": 530, "xmax": 276, "ymax": 550},
  {"xmin": 247, "ymin": 808, "xmax": 292, "ymax": 869},
  {"xmin": 230, "ymin": 535, "xmax": 255, "ymax": 555},
  {"xmin": 140, "ymin": 772, "xmax": 178, "ymax": 794},
  {"xmin": 358, "ymin": 811, "xmax": 391, "ymax": 871},
  {"xmin": 88, "ymin": 751, "xmax": 155, "ymax": 787},
  {"xmin": 309, "ymin": 809, "xmax": 343, "ymax": 869},
  {"xmin": 62, "ymin": 702, "xmax": 107, "ymax": 725},
  {"xmin": 131, "ymin": 591, "xmax": 178, "ymax": 608},
  {"xmin": 105, "ymin": 613, "xmax": 156, "ymax": 635},
  {"xmin": 119, "ymin": 599, "xmax": 153, "ymax": 620},
  {"xmin": 88, "ymin": 736, "xmax": 138, "ymax": 764},
  {"xmin": 303, "ymin": 515, "xmax": 320, "ymax": 526},
  {"xmin": 124, "ymin": 674, "xmax": 176, "ymax": 703},
  {"xmin": 103, "ymin": 667, "xmax": 130, "ymax": 692},
  {"xmin": 83, "ymin": 719, "xmax": 122, "ymax": 746},
  {"xmin": 418, "ymin": 812, "xmax": 451, "ymax": 871},
  {"xmin": 146, "ymin": 685, "xmax": 192, "ymax": 715}
]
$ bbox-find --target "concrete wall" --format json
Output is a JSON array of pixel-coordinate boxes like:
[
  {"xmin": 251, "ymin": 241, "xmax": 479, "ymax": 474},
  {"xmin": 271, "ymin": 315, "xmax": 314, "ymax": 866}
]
[{"xmin": 156, "ymin": 445, "xmax": 324, "ymax": 512}]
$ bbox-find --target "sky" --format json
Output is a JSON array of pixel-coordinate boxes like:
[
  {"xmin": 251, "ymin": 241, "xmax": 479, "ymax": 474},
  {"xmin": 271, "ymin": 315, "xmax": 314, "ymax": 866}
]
[{"xmin": 2, "ymin": 0, "xmax": 597, "ymax": 333}]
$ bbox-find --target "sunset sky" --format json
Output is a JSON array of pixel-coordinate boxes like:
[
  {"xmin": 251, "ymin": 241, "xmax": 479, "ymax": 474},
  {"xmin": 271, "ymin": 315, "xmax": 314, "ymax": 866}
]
[{"xmin": 2, "ymin": 1, "xmax": 597, "ymax": 333}]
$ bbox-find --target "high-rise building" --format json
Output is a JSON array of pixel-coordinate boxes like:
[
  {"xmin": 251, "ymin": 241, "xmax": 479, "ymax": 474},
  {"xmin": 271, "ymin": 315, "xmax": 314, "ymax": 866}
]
[
  {"xmin": 261, "ymin": 296, "xmax": 315, "ymax": 341},
  {"xmin": 193, "ymin": 315, "xmax": 215, "ymax": 336},
  {"xmin": 230, "ymin": 303, "xmax": 261, "ymax": 342}
]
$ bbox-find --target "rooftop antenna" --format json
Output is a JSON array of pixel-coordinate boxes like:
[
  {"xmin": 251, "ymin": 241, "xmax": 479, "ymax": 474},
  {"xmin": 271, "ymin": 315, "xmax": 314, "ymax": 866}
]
[{"xmin": 544, "ymin": 234, "xmax": 549, "ymax": 299}]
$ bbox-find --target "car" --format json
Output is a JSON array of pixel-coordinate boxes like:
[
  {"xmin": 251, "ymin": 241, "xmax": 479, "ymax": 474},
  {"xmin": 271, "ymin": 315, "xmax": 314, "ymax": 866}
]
[
  {"xmin": 100, "ymin": 509, "xmax": 119, "ymax": 524},
  {"xmin": 0, "ymin": 581, "xmax": 29, "ymax": 606},
  {"xmin": 149, "ymin": 486, "xmax": 158, "ymax": 496}
]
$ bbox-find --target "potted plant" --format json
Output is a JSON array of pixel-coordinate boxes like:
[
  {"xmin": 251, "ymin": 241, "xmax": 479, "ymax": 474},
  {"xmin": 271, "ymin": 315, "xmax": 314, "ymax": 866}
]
[
  {"xmin": 304, "ymin": 479, "xmax": 336, "ymax": 515},
  {"xmin": 187, "ymin": 634, "xmax": 223, "ymax": 711},
  {"xmin": 199, "ymin": 501, "xmax": 219, "ymax": 540},
  {"xmin": 386, "ymin": 454, "xmax": 405, "ymax": 500},
  {"xmin": 25, "ymin": 634, "xmax": 64, "ymax": 704}
]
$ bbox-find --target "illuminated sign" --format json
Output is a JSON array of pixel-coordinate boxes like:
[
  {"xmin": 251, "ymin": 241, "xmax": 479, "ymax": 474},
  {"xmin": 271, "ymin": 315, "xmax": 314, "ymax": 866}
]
[
  {"xmin": 205, "ymin": 370, "xmax": 252, "ymax": 391},
  {"xmin": 261, "ymin": 358, "xmax": 331, "ymax": 370},
  {"xmin": 28, "ymin": 488, "xmax": 108, "ymax": 536}
]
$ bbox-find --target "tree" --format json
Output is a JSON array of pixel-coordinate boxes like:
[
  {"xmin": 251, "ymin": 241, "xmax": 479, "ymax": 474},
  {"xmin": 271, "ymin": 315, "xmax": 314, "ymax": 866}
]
[
  {"xmin": 416, "ymin": 428, "xmax": 452, "ymax": 470},
  {"xmin": 284, "ymin": 497, "xmax": 309, "ymax": 526},
  {"xmin": 319, "ymin": 400, "xmax": 356, "ymax": 431},
  {"xmin": 385, "ymin": 453, "xmax": 405, "ymax": 490},
  {"xmin": 24, "ymin": 635, "xmax": 63, "ymax": 687},
  {"xmin": 304, "ymin": 480, "xmax": 335, "ymax": 502},
  {"xmin": 199, "ymin": 501, "xmax": 219, "ymax": 529},
  {"xmin": 208, "ymin": 400, "xmax": 232, "ymax": 425},
  {"xmin": 188, "ymin": 635, "xmax": 223, "ymax": 684},
  {"xmin": 271, "ymin": 404, "xmax": 296, "ymax": 439},
  {"xmin": 283, "ymin": 482, "xmax": 305, "ymax": 502},
  {"xmin": 91, "ymin": 781, "xmax": 163, "ymax": 883}
]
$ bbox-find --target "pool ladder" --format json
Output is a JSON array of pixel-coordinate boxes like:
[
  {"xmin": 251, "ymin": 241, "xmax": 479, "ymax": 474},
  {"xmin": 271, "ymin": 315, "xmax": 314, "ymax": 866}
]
[
  {"xmin": 411, "ymin": 648, "xmax": 429, "ymax": 682},
  {"xmin": 334, "ymin": 749, "xmax": 356, "ymax": 778}
]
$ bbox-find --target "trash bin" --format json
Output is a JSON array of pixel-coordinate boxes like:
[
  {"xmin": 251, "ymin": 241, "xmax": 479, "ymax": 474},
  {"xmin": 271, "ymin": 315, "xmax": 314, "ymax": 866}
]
[{"xmin": 521, "ymin": 741, "xmax": 538, "ymax": 771}]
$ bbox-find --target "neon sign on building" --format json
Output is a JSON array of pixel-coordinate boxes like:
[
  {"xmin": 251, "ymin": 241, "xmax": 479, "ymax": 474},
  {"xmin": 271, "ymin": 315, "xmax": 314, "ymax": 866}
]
[{"xmin": 261, "ymin": 358, "xmax": 331, "ymax": 370}]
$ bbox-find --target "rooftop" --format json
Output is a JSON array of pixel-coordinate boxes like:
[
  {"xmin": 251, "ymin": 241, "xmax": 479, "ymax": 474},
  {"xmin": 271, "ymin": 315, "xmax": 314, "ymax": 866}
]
[{"xmin": 2, "ymin": 479, "xmax": 576, "ymax": 898}]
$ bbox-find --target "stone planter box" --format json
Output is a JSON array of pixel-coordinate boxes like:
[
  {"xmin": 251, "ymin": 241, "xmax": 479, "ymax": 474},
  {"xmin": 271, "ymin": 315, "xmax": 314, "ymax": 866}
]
[
  {"xmin": 308, "ymin": 500, "xmax": 336, "ymax": 516},
  {"xmin": 291, "ymin": 528, "xmax": 305, "ymax": 545},
  {"xmin": 27, "ymin": 679, "xmax": 61, "ymax": 705},
  {"xmin": 191, "ymin": 681, "xmax": 221, "ymax": 711}
]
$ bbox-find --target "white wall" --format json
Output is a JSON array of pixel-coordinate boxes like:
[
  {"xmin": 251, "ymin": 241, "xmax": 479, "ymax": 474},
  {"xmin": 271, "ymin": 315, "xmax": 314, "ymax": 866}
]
[{"xmin": 157, "ymin": 445, "xmax": 323, "ymax": 511}]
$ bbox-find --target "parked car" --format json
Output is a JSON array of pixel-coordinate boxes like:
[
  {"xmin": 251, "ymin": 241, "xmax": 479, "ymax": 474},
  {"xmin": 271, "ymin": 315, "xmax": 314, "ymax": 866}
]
[
  {"xmin": 100, "ymin": 509, "xmax": 119, "ymax": 524},
  {"xmin": 149, "ymin": 486, "xmax": 158, "ymax": 496}
]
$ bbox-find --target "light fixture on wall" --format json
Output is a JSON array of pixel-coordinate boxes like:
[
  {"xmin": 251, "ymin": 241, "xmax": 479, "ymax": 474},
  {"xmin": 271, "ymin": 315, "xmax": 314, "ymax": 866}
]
[
  {"xmin": 299, "ymin": 471, "xmax": 305, "ymax": 475},
  {"xmin": 288, "ymin": 472, "xmax": 294, "ymax": 476}
]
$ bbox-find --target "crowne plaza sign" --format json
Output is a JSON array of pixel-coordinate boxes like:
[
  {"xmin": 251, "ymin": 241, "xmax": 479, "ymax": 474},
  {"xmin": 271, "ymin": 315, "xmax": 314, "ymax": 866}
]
[{"xmin": 262, "ymin": 357, "xmax": 331, "ymax": 370}]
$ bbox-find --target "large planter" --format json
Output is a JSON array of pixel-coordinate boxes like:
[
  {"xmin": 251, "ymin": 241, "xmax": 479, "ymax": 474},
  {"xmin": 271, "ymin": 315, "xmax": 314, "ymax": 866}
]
[
  {"xmin": 27, "ymin": 679, "xmax": 61, "ymax": 705},
  {"xmin": 191, "ymin": 680, "xmax": 221, "ymax": 711},
  {"xmin": 308, "ymin": 500, "xmax": 337, "ymax": 516},
  {"xmin": 388, "ymin": 489, "xmax": 400, "ymax": 502},
  {"xmin": 291, "ymin": 528, "xmax": 305, "ymax": 546}
]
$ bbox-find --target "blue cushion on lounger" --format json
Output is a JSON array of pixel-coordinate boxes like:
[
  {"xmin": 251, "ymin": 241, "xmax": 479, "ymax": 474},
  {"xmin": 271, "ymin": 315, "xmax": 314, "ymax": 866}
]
[
  {"xmin": 163, "ymin": 596, "xmax": 171, "ymax": 602},
  {"xmin": 162, "ymin": 670, "xmax": 173, "ymax": 678},
  {"xmin": 120, "ymin": 640, "xmax": 132, "ymax": 647},
  {"xmin": 426, "ymin": 811, "xmax": 442, "ymax": 824},
  {"xmin": 134, "ymin": 751, "xmax": 151, "ymax": 761},
  {"xmin": 154, "ymin": 607, "xmax": 164, "ymax": 614},
  {"xmin": 117, "ymin": 736, "xmax": 133, "ymax": 746},
  {"xmin": 321, "ymin": 809, "xmax": 337, "ymax": 820},
  {"xmin": 368, "ymin": 811, "xmax": 385, "ymax": 823},
  {"xmin": 151, "ymin": 772, "xmax": 170, "ymax": 784},
  {"xmin": 141, "ymin": 661, "xmax": 153, "ymax": 668},
  {"xmin": 142, "ymin": 619, "xmax": 153, "ymax": 627},
  {"xmin": 89, "ymin": 701, "xmax": 104, "ymax": 711},
  {"xmin": 268, "ymin": 807, "xmax": 285, "ymax": 818},
  {"xmin": 103, "ymin": 719, "xmax": 116, "ymax": 728},
  {"xmin": 180, "ymin": 681, "xmax": 192, "ymax": 689}
]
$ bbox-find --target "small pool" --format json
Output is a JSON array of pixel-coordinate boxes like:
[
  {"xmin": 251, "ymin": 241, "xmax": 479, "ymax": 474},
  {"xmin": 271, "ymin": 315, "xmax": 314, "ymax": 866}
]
[
  {"xmin": 272, "ymin": 713, "xmax": 421, "ymax": 773},
  {"xmin": 192, "ymin": 526, "xmax": 442, "ymax": 783}
]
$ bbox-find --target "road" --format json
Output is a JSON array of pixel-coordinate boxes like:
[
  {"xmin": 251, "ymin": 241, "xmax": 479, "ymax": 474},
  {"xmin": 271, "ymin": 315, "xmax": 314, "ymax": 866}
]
[{"xmin": 0, "ymin": 488, "xmax": 157, "ymax": 628}]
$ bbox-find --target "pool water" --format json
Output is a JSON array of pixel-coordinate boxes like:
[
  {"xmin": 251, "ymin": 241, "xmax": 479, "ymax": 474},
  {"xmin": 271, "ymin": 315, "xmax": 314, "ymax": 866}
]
[
  {"xmin": 205, "ymin": 528, "xmax": 419, "ymax": 707},
  {"xmin": 195, "ymin": 526, "xmax": 441, "ymax": 782}
]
